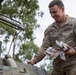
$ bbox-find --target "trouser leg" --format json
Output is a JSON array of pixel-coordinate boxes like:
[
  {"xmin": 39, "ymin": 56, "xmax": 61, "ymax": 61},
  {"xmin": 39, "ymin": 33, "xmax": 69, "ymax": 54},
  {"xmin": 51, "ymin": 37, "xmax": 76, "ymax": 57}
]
[
  {"xmin": 64, "ymin": 63, "xmax": 76, "ymax": 75},
  {"xmin": 53, "ymin": 63, "xmax": 64, "ymax": 75}
]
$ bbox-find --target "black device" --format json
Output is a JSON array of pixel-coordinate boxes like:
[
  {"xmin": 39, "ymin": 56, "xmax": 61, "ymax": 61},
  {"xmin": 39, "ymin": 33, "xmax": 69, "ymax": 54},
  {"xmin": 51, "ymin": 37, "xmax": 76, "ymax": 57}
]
[{"xmin": 0, "ymin": 0, "xmax": 4, "ymax": 9}]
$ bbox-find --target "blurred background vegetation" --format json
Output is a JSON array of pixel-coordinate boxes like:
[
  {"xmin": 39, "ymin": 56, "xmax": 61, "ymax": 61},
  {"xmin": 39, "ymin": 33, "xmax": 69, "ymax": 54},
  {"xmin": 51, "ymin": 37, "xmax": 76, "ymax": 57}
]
[{"xmin": 0, "ymin": 0, "xmax": 52, "ymax": 75}]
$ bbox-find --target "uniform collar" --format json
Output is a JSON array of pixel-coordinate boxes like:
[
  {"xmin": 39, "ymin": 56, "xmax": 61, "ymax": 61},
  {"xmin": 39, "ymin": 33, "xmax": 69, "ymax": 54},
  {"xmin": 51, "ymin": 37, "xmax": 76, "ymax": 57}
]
[{"xmin": 52, "ymin": 15, "xmax": 70, "ymax": 29}]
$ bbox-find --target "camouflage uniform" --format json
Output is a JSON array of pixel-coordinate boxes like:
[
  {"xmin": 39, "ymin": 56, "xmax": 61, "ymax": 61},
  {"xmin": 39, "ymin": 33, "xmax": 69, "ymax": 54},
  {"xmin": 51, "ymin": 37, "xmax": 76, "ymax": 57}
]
[{"xmin": 33, "ymin": 16, "xmax": 76, "ymax": 75}]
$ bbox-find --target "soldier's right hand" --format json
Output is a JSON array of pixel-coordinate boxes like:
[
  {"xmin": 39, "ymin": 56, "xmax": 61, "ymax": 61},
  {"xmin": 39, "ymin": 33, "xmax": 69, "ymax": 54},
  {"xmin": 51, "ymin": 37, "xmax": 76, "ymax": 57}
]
[{"xmin": 27, "ymin": 60, "xmax": 35, "ymax": 65}]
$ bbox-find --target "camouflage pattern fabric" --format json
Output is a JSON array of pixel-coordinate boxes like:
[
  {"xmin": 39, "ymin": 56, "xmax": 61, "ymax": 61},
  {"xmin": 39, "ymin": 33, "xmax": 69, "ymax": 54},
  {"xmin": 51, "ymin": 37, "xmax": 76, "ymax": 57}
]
[{"xmin": 33, "ymin": 16, "xmax": 76, "ymax": 75}]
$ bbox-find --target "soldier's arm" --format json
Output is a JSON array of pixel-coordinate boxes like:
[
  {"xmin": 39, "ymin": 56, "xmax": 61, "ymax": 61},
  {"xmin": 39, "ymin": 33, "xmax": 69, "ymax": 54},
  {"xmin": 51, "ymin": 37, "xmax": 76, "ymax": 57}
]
[
  {"xmin": 33, "ymin": 29, "xmax": 52, "ymax": 64},
  {"xmin": 28, "ymin": 26, "xmax": 52, "ymax": 64},
  {"xmin": 65, "ymin": 20, "xmax": 76, "ymax": 56}
]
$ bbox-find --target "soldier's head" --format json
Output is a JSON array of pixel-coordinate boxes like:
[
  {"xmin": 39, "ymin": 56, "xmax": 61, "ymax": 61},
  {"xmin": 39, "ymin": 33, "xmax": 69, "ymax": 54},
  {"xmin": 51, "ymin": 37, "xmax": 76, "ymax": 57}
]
[
  {"xmin": 48, "ymin": 0, "xmax": 66, "ymax": 22},
  {"xmin": 48, "ymin": 0, "xmax": 64, "ymax": 9}
]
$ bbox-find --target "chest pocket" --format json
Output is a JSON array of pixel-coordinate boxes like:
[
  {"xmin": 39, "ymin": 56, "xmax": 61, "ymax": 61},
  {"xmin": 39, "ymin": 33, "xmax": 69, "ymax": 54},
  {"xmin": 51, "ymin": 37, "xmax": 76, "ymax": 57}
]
[{"xmin": 49, "ymin": 24, "xmax": 73, "ymax": 45}]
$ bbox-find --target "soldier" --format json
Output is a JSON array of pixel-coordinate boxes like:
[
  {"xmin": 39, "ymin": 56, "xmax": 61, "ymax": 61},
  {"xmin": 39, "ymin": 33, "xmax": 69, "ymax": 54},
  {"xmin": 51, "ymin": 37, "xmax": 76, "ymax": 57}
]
[{"xmin": 28, "ymin": 0, "xmax": 76, "ymax": 75}]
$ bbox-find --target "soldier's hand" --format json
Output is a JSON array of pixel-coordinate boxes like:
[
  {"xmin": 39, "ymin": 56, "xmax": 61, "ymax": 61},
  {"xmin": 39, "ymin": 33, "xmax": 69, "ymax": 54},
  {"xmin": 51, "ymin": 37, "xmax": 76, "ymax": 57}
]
[
  {"xmin": 27, "ymin": 60, "xmax": 35, "ymax": 65},
  {"xmin": 65, "ymin": 46, "xmax": 76, "ymax": 56}
]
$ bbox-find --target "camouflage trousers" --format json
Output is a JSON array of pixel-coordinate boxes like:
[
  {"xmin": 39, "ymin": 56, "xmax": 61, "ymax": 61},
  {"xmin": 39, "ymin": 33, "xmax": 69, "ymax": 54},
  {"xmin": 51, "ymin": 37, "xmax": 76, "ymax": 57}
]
[{"xmin": 52, "ymin": 58, "xmax": 76, "ymax": 75}]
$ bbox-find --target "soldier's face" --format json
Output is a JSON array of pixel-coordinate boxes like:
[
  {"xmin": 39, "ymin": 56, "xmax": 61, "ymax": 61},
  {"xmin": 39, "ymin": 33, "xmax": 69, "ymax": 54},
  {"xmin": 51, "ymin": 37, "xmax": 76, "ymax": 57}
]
[{"xmin": 49, "ymin": 5, "xmax": 64, "ymax": 22}]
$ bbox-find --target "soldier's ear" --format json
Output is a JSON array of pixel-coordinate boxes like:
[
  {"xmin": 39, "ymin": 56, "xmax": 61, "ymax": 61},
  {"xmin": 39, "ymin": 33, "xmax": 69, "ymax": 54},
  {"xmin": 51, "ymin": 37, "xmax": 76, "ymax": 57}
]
[{"xmin": 61, "ymin": 7, "xmax": 64, "ymax": 12}]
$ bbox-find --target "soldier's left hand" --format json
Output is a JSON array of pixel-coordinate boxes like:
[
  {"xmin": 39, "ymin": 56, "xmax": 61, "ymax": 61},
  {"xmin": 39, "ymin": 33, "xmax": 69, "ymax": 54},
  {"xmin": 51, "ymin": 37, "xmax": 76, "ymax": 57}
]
[{"xmin": 65, "ymin": 46, "xmax": 76, "ymax": 56}]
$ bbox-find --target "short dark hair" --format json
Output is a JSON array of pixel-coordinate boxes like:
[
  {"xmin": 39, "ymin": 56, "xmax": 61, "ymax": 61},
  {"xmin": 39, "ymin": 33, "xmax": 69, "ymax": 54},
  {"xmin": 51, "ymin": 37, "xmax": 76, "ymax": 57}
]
[{"xmin": 48, "ymin": 0, "xmax": 64, "ymax": 9}]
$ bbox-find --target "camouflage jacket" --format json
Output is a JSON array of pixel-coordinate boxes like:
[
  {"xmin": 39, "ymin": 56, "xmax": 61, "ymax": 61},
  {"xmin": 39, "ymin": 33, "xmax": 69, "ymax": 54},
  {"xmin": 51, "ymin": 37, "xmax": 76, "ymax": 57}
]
[{"xmin": 33, "ymin": 16, "xmax": 76, "ymax": 63}]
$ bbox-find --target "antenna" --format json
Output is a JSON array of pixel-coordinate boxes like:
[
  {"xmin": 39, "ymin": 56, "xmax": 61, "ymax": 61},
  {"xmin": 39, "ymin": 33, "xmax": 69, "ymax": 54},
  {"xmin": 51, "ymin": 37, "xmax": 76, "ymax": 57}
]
[
  {"xmin": 0, "ymin": 13, "xmax": 25, "ymax": 30},
  {"xmin": 0, "ymin": 0, "xmax": 25, "ymax": 30}
]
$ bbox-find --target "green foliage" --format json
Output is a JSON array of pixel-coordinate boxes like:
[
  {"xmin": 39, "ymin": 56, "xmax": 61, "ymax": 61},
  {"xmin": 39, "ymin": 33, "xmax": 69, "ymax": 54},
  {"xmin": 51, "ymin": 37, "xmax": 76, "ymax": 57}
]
[
  {"xmin": 47, "ymin": 64, "xmax": 53, "ymax": 75},
  {"xmin": 0, "ymin": 0, "xmax": 40, "ymax": 62},
  {"xmin": 15, "ymin": 41, "xmax": 39, "ymax": 62}
]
